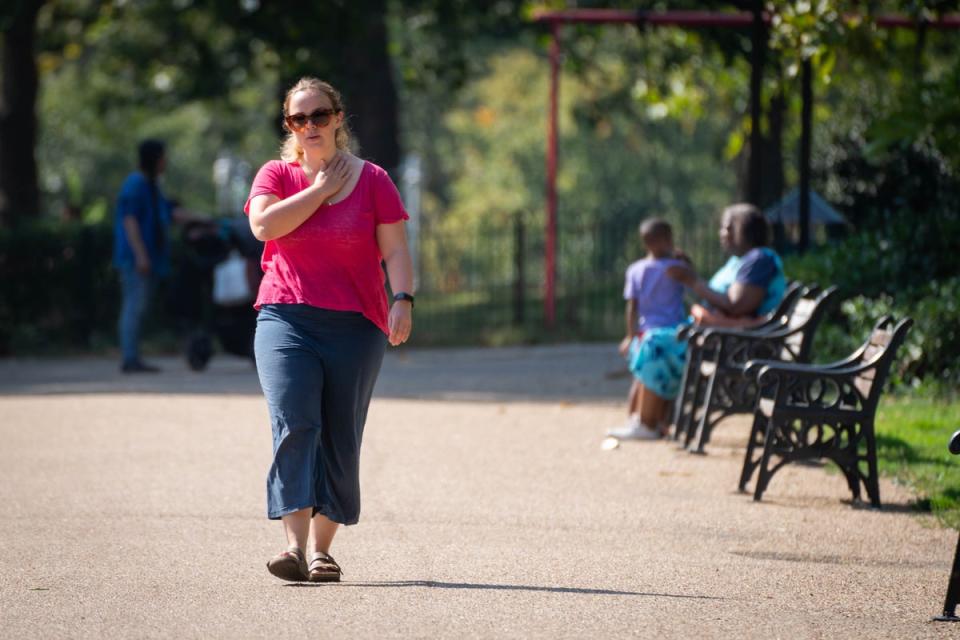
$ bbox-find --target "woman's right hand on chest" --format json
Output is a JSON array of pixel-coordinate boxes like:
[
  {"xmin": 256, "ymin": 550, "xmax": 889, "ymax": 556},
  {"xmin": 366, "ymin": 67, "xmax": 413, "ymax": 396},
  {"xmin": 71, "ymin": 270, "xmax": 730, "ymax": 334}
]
[{"xmin": 314, "ymin": 152, "xmax": 351, "ymax": 201}]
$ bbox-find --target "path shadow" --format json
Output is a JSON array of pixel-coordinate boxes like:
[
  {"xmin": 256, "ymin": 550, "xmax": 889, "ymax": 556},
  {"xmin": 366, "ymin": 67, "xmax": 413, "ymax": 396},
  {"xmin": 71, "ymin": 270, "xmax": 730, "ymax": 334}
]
[
  {"xmin": 728, "ymin": 549, "xmax": 945, "ymax": 569},
  {"xmin": 284, "ymin": 579, "xmax": 724, "ymax": 600},
  {"xmin": 740, "ymin": 490, "xmax": 927, "ymax": 515},
  {"xmin": 847, "ymin": 499, "xmax": 927, "ymax": 514},
  {"xmin": 0, "ymin": 344, "xmax": 627, "ymax": 403}
]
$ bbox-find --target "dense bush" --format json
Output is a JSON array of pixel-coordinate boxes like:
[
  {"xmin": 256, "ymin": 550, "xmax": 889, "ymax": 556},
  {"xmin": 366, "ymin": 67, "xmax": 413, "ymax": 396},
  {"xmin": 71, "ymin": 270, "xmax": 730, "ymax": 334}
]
[
  {"xmin": 0, "ymin": 222, "xmax": 195, "ymax": 356},
  {"xmin": 0, "ymin": 222, "xmax": 118, "ymax": 355},
  {"xmin": 803, "ymin": 138, "xmax": 960, "ymax": 296},
  {"xmin": 791, "ymin": 139, "xmax": 959, "ymax": 388},
  {"xmin": 841, "ymin": 278, "xmax": 960, "ymax": 387}
]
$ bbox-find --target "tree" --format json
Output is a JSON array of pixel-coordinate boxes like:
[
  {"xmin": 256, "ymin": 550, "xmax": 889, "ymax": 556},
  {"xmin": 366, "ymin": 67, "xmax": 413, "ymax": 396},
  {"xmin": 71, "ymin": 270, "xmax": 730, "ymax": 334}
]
[
  {"xmin": 6, "ymin": 0, "xmax": 537, "ymax": 225},
  {"xmin": 220, "ymin": 0, "xmax": 400, "ymax": 171},
  {"xmin": 0, "ymin": 0, "xmax": 44, "ymax": 226}
]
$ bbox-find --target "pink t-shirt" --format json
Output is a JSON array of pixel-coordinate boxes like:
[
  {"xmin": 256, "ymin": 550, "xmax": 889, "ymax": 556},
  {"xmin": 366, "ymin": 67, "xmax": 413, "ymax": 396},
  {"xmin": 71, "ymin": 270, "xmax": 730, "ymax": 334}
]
[{"xmin": 244, "ymin": 159, "xmax": 409, "ymax": 335}]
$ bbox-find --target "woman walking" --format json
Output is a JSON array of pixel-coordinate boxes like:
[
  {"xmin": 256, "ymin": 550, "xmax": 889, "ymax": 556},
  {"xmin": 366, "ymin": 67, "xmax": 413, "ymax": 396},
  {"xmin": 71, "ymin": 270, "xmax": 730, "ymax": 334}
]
[{"xmin": 245, "ymin": 77, "xmax": 414, "ymax": 582}]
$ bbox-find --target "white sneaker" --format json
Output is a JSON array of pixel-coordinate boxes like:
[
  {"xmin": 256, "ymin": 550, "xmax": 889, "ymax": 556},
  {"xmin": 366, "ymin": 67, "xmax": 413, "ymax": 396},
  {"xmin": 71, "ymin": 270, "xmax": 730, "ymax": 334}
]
[{"xmin": 607, "ymin": 416, "xmax": 661, "ymax": 440}]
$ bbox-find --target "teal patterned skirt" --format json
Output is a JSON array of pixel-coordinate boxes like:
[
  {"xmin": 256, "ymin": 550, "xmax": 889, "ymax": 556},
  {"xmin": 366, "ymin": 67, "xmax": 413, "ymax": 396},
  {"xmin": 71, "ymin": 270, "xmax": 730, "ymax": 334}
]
[{"xmin": 626, "ymin": 327, "xmax": 688, "ymax": 400}]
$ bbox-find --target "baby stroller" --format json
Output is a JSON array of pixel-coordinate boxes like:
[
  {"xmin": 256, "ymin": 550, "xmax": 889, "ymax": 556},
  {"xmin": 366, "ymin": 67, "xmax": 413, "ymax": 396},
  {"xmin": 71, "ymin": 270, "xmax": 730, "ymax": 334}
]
[{"xmin": 173, "ymin": 217, "xmax": 263, "ymax": 371}]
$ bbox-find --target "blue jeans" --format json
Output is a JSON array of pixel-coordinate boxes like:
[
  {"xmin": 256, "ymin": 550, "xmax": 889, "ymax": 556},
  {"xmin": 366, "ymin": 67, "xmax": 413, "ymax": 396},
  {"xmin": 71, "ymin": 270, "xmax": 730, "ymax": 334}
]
[{"xmin": 118, "ymin": 266, "xmax": 152, "ymax": 365}]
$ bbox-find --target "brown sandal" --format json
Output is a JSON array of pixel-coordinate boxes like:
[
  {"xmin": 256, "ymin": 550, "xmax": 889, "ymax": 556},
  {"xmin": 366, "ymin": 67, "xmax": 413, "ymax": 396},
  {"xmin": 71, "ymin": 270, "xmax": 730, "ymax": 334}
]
[
  {"xmin": 308, "ymin": 552, "xmax": 342, "ymax": 583},
  {"xmin": 266, "ymin": 547, "xmax": 308, "ymax": 582}
]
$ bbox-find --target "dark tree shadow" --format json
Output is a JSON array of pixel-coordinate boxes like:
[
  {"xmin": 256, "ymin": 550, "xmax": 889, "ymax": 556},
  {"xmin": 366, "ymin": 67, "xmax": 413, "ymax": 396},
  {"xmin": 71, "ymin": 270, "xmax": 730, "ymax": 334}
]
[
  {"xmin": 875, "ymin": 433, "xmax": 948, "ymax": 466},
  {"xmin": 728, "ymin": 549, "xmax": 944, "ymax": 569}
]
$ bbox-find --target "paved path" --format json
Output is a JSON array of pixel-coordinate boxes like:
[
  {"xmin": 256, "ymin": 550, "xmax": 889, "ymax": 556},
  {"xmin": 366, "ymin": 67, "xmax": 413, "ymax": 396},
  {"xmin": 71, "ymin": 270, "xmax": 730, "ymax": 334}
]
[{"xmin": 0, "ymin": 346, "xmax": 955, "ymax": 638}]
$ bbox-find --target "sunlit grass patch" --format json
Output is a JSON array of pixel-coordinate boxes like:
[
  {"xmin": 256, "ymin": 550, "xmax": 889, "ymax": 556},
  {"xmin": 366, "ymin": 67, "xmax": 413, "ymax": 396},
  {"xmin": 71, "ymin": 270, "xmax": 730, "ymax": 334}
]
[{"xmin": 875, "ymin": 396, "xmax": 960, "ymax": 528}]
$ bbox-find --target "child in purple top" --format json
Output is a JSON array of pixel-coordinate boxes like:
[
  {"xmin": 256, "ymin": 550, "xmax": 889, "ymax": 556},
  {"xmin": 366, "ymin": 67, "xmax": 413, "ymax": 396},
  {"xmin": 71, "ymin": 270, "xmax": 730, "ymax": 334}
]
[
  {"xmin": 611, "ymin": 218, "xmax": 692, "ymax": 440},
  {"xmin": 621, "ymin": 245, "xmax": 687, "ymax": 337}
]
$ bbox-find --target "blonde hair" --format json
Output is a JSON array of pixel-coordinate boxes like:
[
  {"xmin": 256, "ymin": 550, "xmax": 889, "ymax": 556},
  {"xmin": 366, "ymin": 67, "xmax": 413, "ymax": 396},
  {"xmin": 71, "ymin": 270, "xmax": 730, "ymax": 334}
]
[{"xmin": 280, "ymin": 77, "xmax": 352, "ymax": 163}]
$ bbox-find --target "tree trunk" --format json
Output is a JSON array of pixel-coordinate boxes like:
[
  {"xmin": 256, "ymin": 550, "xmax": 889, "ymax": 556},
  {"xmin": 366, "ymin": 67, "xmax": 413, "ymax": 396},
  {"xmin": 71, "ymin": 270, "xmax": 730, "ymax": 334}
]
[
  {"xmin": 338, "ymin": 1, "xmax": 400, "ymax": 174},
  {"xmin": 272, "ymin": 2, "xmax": 400, "ymax": 176},
  {"xmin": 0, "ymin": 1, "xmax": 43, "ymax": 227},
  {"xmin": 798, "ymin": 58, "xmax": 813, "ymax": 253},
  {"xmin": 747, "ymin": 2, "xmax": 766, "ymax": 206},
  {"xmin": 763, "ymin": 87, "xmax": 787, "ymax": 252},
  {"xmin": 760, "ymin": 88, "xmax": 785, "ymax": 209}
]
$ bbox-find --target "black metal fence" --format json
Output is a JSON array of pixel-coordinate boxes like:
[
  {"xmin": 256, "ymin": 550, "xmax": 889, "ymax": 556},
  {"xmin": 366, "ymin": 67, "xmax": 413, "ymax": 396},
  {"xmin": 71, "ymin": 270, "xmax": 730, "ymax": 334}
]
[
  {"xmin": 411, "ymin": 214, "xmax": 725, "ymax": 346},
  {"xmin": 0, "ymin": 213, "xmax": 726, "ymax": 354}
]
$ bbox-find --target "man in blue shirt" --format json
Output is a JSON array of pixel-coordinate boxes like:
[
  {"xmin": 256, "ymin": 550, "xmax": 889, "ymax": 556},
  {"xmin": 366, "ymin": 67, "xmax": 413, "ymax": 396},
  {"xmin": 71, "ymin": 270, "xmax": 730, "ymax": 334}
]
[{"xmin": 113, "ymin": 140, "xmax": 186, "ymax": 373}]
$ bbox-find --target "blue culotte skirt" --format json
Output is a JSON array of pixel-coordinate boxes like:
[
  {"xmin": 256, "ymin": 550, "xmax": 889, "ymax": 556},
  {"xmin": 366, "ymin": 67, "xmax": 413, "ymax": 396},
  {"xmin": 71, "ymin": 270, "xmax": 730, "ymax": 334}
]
[
  {"xmin": 254, "ymin": 304, "xmax": 387, "ymax": 524},
  {"xmin": 626, "ymin": 327, "xmax": 688, "ymax": 400}
]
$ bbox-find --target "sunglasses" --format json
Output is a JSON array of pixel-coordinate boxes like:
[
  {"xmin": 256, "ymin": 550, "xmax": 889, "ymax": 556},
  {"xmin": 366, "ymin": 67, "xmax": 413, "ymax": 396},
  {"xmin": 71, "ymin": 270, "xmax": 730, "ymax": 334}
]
[{"xmin": 284, "ymin": 108, "xmax": 339, "ymax": 131}]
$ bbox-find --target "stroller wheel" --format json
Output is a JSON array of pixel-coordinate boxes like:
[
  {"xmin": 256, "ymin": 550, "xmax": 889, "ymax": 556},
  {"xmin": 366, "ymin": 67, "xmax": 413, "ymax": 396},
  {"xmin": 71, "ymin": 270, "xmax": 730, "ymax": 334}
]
[{"xmin": 186, "ymin": 332, "xmax": 214, "ymax": 371}]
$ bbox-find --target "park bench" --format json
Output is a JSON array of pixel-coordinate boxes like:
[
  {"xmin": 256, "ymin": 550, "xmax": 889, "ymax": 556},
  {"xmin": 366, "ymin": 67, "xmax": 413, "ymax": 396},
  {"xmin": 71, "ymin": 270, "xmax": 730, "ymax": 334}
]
[
  {"xmin": 683, "ymin": 285, "xmax": 838, "ymax": 452},
  {"xmin": 737, "ymin": 316, "xmax": 913, "ymax": 508},
  {"xmin": 678, "ymin": 285, "xmax": 838, "ymax": 454},
  {"xmin": 671, "ymin": 281, "xmax": 805, "ymax": 443}
]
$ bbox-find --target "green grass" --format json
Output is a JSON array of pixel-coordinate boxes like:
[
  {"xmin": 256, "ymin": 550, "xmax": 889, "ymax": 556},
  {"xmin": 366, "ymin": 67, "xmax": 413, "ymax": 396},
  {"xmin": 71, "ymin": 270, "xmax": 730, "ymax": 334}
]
[{"xmin": 875, "ymin": 395, "xmax": 960, "ymax": 528}]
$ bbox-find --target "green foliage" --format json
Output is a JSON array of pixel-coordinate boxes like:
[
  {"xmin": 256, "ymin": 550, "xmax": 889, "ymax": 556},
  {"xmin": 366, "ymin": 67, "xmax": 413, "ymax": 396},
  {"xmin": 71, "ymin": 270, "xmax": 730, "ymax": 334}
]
[
  {"xmin": 767, "ymin": 0, "xmax": 847, "ymax": 74},
  {"xmin": 9, "ymin": 0, "xmax": 960, "ymax": 354},
  {"xmin": 839, "ymin": 278, "xmax": 960, "ymax": 386},
  {"xmin": 794, "ymin": 135, "xmax": 959, "ymax": 292},
  {"xmin": 31, "ymin": 0, "xmax": 534, "ymax": 220},
  {"xmin": 787, "ymin": 124, "xmax": 959, "ymax": 386},
  {"xmin": 798, "ymin": 91, "xmax": 960, "ymax": 510},
  {"xmin": 390, "ymin": 0, "xmax": 525, "ymax": 93},
  {"xmin": 799, "ymin": 278, "xmax": 960, "ymax": 390},
  {"xmin": 420, "ymin": 34, "xmax": 742, "ymax": 300},
  {"xmin": 867, "ymin": 62, "xmax": 960, "ymax": 170},
  {"xmin": 35, "ymin": 0, "xmax": 281, "ymax": 219}
]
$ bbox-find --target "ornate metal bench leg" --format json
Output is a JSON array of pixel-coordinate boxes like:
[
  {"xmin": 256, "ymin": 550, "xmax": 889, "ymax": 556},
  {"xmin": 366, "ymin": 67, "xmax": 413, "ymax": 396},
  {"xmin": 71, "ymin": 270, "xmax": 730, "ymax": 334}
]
[
  {"xmin": 832, "ymin": 421, "xmax": 861, "ymax": 503},
  {"xmin": 690, "ymin": 373, "xmax": 722, "ymax": 453},
  {"xmin": 685, "ymin": 374, "xmax": 711, "ymax": 451},
  {"xmin": 753, "ymin": 418, "xmax": 780, "ymax": 502},
  {"xmin": 684, "ymin": 409, "xmax": 700, "ymax": 450},
  {"xmin": 695, "ymin": 404, "xmax": 723, "ymax": 454},
  {"xmin": 670, "ymin": 395, "xmax": 683, "ymax": 440},
  {"xmin": 681, "ymin": 360, "xmax": 705, "ymax": 443},
  {"xmin": 739, "ymin": 413, "xmax": 766, "ymax": 492},
  {"xmin": 840, "ymin": 463, "xmax": 862, "ymax": 503},
  {"xmin": 863, "ymin": 423, "xmax": 882, "ymax": 508},
  {"xmin": 934, "ymin": 532, "xmax": 960, "ymax": 621},
  {"xmin": 672, "ymin": 367, "xmax": 693, "ymax": 441},
  {"xmin": 681, "ymin": 390, "xmax": 698, "ymax": 448},
  {"xmin": 671, "ymin": 357, "xmax": 693, "ymax": 440}
]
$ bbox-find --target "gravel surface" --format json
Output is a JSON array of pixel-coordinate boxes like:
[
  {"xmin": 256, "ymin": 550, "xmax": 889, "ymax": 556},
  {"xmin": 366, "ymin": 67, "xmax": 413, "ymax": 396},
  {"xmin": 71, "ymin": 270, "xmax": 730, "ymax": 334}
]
[{"xmin": 0, "ymin": 346, "xmax": 955, "ymax": 638}]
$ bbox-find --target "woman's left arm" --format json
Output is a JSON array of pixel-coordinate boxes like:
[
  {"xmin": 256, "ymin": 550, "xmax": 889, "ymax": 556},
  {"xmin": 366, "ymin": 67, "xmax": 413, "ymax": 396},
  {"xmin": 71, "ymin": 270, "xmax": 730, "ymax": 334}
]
[
  {"xmin": 691, "ymin": 302, "xmax": 767, "ymax": 328},
  {"xmin": 669, "ymin": 263, "xmax": 764, "ymax": 317},
  {"xmin": 376, "ymin": 221, "xmax": 414, "ymax": 346},
  {"xmin": 692, "ymin": 280, "xmax": 765, "ymax": 317}
]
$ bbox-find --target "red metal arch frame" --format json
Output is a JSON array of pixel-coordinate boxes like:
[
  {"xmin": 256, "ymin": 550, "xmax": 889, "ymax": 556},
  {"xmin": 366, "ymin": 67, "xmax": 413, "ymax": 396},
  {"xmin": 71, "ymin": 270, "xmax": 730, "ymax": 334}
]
[{"xmin": 532, "ymin": 9, "xmax": 960, "ymax": 329}]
